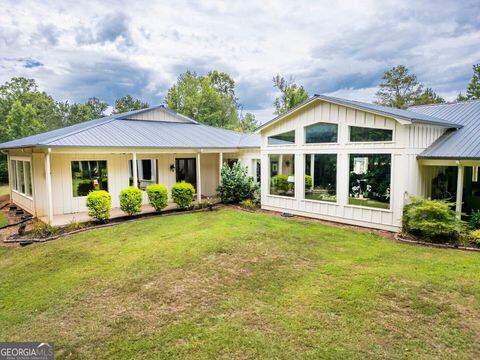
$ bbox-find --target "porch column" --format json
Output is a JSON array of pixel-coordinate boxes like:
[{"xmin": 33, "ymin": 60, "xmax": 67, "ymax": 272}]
[
  {"xmin": 45, "ymin": 148, "xmax": 53, "ymax": 225},
  {"xmin": 197, "ymin": 152, "xmax": 202, "ymax": 203},
  {"xmin": 456, "ymin": 164, "xmax": 464, "ymax": 219},
  {"xmin": 132, "ymin": 152, "xmax": 138, "ymax": 188},
  {"xmin": 219, "ymin": 152, "xmax": 223, "ymax": 184}
]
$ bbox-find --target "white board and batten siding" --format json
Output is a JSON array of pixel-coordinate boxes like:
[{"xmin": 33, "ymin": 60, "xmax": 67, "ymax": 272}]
[{"xmin": 259, "ymin": 100, "xmax": 448, "ymax": 231}]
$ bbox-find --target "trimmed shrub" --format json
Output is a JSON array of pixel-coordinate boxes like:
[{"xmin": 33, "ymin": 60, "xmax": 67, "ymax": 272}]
[
  {"xmin": 146, "ymin": 184, "xmax": 169, "ymax": 212},
  {"xmin": 172, "ymin": 181, "xmax": 195, "ymax": 209},
  {"xmin": 402, "ymin": 196, "xmax": 464, "ymax": 242},
  {"xmin": 119, "ymin": 187, "xmax": 143, "ymax": 216},
  {"xmin": 305, "ymin": 175, "xmax": 312, "ymax": 188},
  {"xmin": 468, "ymin": 229, "xmax": 480, "ymax": 246},
  {"xmin": 217, "ymin": 162, "xmax": 258, "ymax": 204},
  {"xmin": 86, "ymin": 190, "xmax": 111, "ymax": 222}
]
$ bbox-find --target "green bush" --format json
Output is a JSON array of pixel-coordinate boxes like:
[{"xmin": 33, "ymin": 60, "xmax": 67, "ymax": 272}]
[
  {"xmin": 240, "ymin": 198, "xmax": 257, "ymax": 210},
  {"xmin": 305, "ymin": 175, "xmax": 312, "ymax": 188},
  {"xmin": 171, "ymin": 181, "xmax": 195, "ymax": 209},
  {"xmin": 86, "ymin": 190, "xmax": 112, "ymax": 222},
  {"xmin": 469, "ymin": 209, "xmax": 480, "ymax": 229},
  {"xmin": 146, "ymin": 184, "xmax": 169, "ymax": 212},
  {"xmin": 467, "ymin": 229, "xmax": 480, "ymax": 246},
  {"xmin": 31, "ymin": 221, "xmax": 59, "ymax": 238},
  {"xmin": 198, "ymin": 197, "xmax": 214, "ymax": 210},
  {"xmin": 402, "ymin": 197, "xmax": 464, "ymax": 242},
  {"xmin": 271, "ymin": 174, "xmax": 290, "ymax": 194},
  {"xmin": 217, "ymin": 162, "xmax": 258, "ymax": 204},
  {"xmin": 119, "ymin": 187, "xmax": 143, "ymax": 216}
]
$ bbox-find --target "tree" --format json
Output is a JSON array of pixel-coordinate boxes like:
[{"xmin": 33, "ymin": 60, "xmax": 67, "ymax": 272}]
[
  {"xmin": 165, "ymin": 70, "xmax": 240, "ymax": 129},
  {"xmin": 63, "ymin": 97, "xmax": 108, "ymax": 126},
  {"xmin": 5, "ymin": 100, "xmax": 44, "ymax": 139},
  {"xmin": 466, "ymin": 64, "xmax": 480, "ymax": 99},
  {"xmin": 237, "ymin": 112, "xmax": 258, "ymax": 132},
  {"xmin": 113, "ymin": 95, "xmax": 149, "ymax": 114},
  {"xmin": 272, "ymin": 75, "xmax": 309, "ymax": 115},
  {"xmin": 413, "ymin": 88, "xmax": 445, "ymax": 106},
  {"xmin": 375, "ymin": 65, "xmax": 423, "ymax": 109},
  {"xmin": 456, "ymin": 93, "xmax": 469, "ymax": 102}
]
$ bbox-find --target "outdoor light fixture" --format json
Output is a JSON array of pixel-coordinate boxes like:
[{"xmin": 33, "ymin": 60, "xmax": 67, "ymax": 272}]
[{"xmin": 170, "ymin": 164, "xmax": 175, "ymax": 172}]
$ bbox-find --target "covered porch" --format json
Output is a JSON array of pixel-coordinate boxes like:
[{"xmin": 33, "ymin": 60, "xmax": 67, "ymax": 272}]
[{"xmin": 419, "ymin": 159, "xmax": 480, "ymax": 219}]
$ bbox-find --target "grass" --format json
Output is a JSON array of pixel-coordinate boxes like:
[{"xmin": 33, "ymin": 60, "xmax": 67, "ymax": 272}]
[
  {"xmin": 349, "ymin": 197, "xmax": 390, "ymax": 209},
  {"xmin": 0, "ymin": 184, "xmax": 9, "ymax": 196},
  {"xmin": 1, "ymin": 209, "xmax": 480, "ymax": 359}
]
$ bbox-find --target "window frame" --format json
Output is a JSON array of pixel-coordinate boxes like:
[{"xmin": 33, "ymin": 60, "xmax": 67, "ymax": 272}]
[
  {"xmin": 129, "ymin": 158, "xmax": 158, "ymax": 190},
  {"xmin": 267, "ymin": 129, "xmax": 296, "ymax": 146},
  {"xmin": 303, "ymin": 153, "xmax": 338, "ymax": 204},
  {"xmin": 10, "ymin": 157, "xmax": 33, "ymax": 199},
  {"xmin": 348, "ymin": 125, "xmax": 394, "ymax": 143},
  {"xmin": 304, "ymin": 122, "xmax": 339, "ymax": 144},
  {"xmin": 71, "ymin": 160, "xmax": 109, "ymax": 198},
  {"xmin": 268, "ymin": 153, "xmax": 296, "ymax": 198}
]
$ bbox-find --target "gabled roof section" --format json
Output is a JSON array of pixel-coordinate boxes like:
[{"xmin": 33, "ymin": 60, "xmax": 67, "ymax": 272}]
[
  {"xmin": 256, "ymin": 94, "xmax": 461, "ymax": 132},
  {"xmin": 413, "ymin": 100, "xmax": 480, "ymax": 159},
  {"xmin": 0, "ymin": 105, "xmax": 260, "ymax": 150}
]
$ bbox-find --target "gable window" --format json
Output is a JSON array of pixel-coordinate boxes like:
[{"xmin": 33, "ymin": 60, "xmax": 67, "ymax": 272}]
[
  {"xmin": 350, "ymin": 126, "xmax": 393, "ymax": 142},
  {"xmin": 348, "ymin": 154, "xmax": 391, "ymax": 209},
  {"xmin": 305, "ymin": 123, "xmax": 338, "ymax": 143},
  {"xmin": 71, "ymin": 160, "xmax": 108, "ymax": 197},
  {"xmin": 269, "ymin": 154, "xmax": 295, "ymax": 197},
  {"xmin": 268, "ymin": 130, "xmax": 295, "ymax": 145},
  {"xmin": 305, "ymin": 154, "xmax": 337, "ymax": 202},
  {"xmin": 129, "ymin": 159, "xmax": 157, "ymax": 189},
  {"xmin": 10, "ymin": 159, "xmax": 32, "ymax": 197}
]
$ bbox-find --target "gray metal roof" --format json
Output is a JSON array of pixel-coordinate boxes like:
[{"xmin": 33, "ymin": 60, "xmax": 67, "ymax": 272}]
[
  {"xmin": 412, "ymin": 100, "xmax": 480, "ymax": 159},
  {"xmin": 0, "ymin": 105, "xmax": 260, "ymax": 150},
  {"xmin": 256, "ymin": 94, "xmax": 461, "ymax": 131}
]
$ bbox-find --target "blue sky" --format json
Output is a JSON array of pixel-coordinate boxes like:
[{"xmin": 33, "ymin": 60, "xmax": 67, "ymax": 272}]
[{"xmin": 1, "ymin": 0, "xmax": 479, "ymax": 123}]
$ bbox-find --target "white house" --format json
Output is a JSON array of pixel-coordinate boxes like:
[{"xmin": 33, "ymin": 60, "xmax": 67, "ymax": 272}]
[{"xmin": 1, "ymin": 95, "xmax": 480, "ymax": 231}]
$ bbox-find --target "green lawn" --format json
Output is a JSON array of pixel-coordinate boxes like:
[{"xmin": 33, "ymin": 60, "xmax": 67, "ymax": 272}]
[
  {"xmin": 0, "ymin": 184, "xmax": 9, "ymax": 197},
  {"xmin": 1, "ymin": 209, "xmax": 480, "ymax": 359}
]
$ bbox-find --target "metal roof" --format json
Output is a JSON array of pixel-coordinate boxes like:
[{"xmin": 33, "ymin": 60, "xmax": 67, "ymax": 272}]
[
  {"xmin": 256, "ymin": 94, "xmax": 461, "ymax": 132},
  {"xmin": 411, "ymin": 100, "xmax": 480, "ymax": 159},
  {"xmin": 0, "ymin": 105, "xmax": 260, "ymax": 150}
]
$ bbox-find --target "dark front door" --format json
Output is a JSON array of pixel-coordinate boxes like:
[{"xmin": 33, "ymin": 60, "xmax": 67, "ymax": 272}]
[{"xmin": 176, "ymin": 158, "xmax": 197, "ymax": 189}]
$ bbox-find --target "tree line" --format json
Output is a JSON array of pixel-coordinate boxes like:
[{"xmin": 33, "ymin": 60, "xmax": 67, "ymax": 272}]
[{"xmin": 0, "ymin": 64, "xmax": 479, "ymax": 183}]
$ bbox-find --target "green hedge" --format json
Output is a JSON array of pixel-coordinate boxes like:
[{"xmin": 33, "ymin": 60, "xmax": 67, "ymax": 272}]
[
  {"xmin": 86, "ymin": 190, "xmax": 111, "ymax": 222},
  {"xmin": 146, "ymin": 184, "xmax": 169, "ymax": 212},
  {"xmin": 119, "ymin": 187, "xmax": 143, "ymax": 216},
  {"xmin": 171, "ymin": 181, "xmax": 195, "ymax": 209},
  {"xmin": 217, "ymin": 162, "xmax": 258, "ymax": 204}
]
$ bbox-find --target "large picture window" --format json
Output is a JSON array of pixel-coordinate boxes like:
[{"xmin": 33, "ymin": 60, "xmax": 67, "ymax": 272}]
[
  {"xmin": 129, "ymin": 159, "xmax": 157, "ymax": 189},
  {"xmin": 71, "ymin": 161, "xmax": 108, "ymax": 197},
  {"xmin": 269, "ymin": 154, "xmax": 295, "ymax": 197},
  {"xmin": 268, "ymin": 130, "xmax": 295, "ymax": 145},
  {"xmin": 305, "ymin": 123, "xmax": 338, "ymax": 143},
  {"xmin": 305, "ymin": 154, "xmax": 337, "ymax": 202},
  {"xmin": 349, "ymin": 154, "xmax": 391, "ymax": 209},
  {"xmin": 350, "ymin": 126, "xmax": 393, "ymax": 142},
  {"xmin": 10, "ymin": 159, "xmax": 32, "ymax": 197}
]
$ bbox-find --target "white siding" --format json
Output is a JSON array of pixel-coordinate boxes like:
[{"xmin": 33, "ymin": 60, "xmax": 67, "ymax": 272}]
[{"xmin": 260, "ymin": 100, "xmax": 448, "ymax": 231}]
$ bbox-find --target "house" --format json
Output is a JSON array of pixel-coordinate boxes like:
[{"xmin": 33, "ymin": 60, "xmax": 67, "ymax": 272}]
[
  {"xmin": 256, "ymin": 95, "xmax": 480, "ymax": 231},
  {"xmin": 0, "ymin": 106, "xmax": 260, "ymax": 225},
  {"xmin": 1, "ymin": 95, "xmax": 479, "ymax": 231}
]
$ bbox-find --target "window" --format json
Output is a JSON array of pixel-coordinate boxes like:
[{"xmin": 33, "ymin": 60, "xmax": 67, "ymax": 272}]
[
  {"xmin": 225, "ymin": 159, "xmax": 238, "ymax": 167},
  {"xmin": 350, "ymin": 126, "xmax": 393, "ymax": 142},
  {"xmin": 129, "ymin": 159, "xmax": 157, "ymax": 189},
  {"xmin": 269, "ymin": 154, "xmax": 295, "ymax": 197},
  {"xmin": 176, "ymin": 158, "xmax": 196, "ymax": 189},
  {"xmin": 305, "ymin": 154, "xmax": 337, "ymax": 202},
  {"xmin": 268, "ymin": 130, "xmax": 295, "ymax": 145},
  {"xmin": 349, "ymin": 154, "xmax": 391, "ymax": 209},
  {"xmin": 10, "ymin": 159, "xmax": 33, "ymax": 197},
  {"xmin": 71, "ymin": 161, "xmax": 108, "ymax": 197},
  {"xmin": 251, "ymin": 159, "xmax": 261, "ymax": 183},
  {"xmin": 305, "ymin": 123, "xmax": 338, "ymax": 143}
]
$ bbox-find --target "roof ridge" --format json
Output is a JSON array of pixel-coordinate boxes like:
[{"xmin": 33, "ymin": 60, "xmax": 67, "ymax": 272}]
[{"xmin": 410, "ymin": 98, "xmax": 480, "ymax": 109}]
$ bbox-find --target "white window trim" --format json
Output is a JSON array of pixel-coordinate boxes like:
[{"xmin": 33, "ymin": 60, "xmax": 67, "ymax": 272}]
[
  {"xmin": 70, "ymin": 160, "xmax": 109, "ymax": 198},
  {"xmin": 10, "ymin": 157, "xmax": 33, "ymax": 199},
  {"xmin": 348, "ymin": 125, "xmax": 395, "ymax": 144},
  {"xmin": 304, "ymin": 122, "xmax": 339, "ymax": 145}
]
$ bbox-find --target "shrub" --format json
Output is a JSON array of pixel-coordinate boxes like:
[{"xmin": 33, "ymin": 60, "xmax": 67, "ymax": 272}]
[
  {"xmin": 86, "ymin": 190, "xmax": 111, "ymax": 222},
  {"xmin": 402, "ymin": 196, "xmax": 464, "ymax": 242},
  {"xmin": 305, "ymin": 175, "xmax": 312, "ymax": 188},
  {"xmin": 271, "ymin": 175, "xmax": 290, "ymax": 194},
  {"xmin": 468, "ymin": 229, "xmax": 480, "ymax": 246},
  {"xmin": 217, "ymin": 162, "xmax": 258, "ymax": 204},
  {"xmin": 198, "ymin": 197, "xmax": 214, "ymax": 210},
  {"xmin": 119, "ymin": 187, "xmax": 143, "ymax": 216},
  {"xmin": 31, "ymin": 221, "xmax": 59, "ymax": 238},
  {"xmin": 172, "ymin": 181, "xmax": 195, "ymax": 209},
  {"xmin": 240, "ymin": 198, "xmax": 257, "ymax": 210},
  {"xmin": 64, "ymin": 220, "xmax": 86, "ymax": 232},
  {"xmin": 469, "ymin": 209, "xmax": 480, "ymax": 229},
  {"xmin": 146, "ymin": 184, "xmax": 169, "ymax": 212}
]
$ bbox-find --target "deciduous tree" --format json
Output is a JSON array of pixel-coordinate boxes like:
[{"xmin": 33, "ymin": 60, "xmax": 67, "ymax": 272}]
[{"xmin": 272, "ymin": 75, "xmax": 309, "ymax": 115}]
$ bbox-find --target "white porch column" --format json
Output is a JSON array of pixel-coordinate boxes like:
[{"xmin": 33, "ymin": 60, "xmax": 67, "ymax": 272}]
[
  {"xmin": 456, "ymin": 164, "xmax": 464, "ymax": 219},
  {"xmin": 132, "ymin": 152, "xmax": 138, "ymax": 188},
  {"xmin": 455, "ymin": 164, "xmax": 464, "ymax": 218},
  {"xmin": 279, "ymin": 155, "xmax": 283, "ymax": 175},
  {"xmin": 197, "ymin": 152, "xmax": 202, "ymax": 203},
  {"xmin": 45, "ymin": 148, "xmax": 53, "ymax": 225},
  {"xmin": 218, "ymin": 152, "xmax": 223, "ymax": 184}
]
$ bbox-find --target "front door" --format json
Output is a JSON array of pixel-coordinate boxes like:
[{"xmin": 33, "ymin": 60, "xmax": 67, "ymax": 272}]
[{"xmin": 175, "ymin": 158, "xmax": 197, "ymax": 189}]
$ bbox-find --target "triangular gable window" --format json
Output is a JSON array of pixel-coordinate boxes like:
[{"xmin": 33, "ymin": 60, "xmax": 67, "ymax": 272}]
[{"xmin": 268, "ymin": 130, "xmax": 295, "ymax": 145}]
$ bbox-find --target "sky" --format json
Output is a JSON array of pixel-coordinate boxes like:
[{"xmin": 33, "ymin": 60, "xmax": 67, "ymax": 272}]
[{"xmin": 1, "ymin": 0, "xmax": 479, "ymax": 124}]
